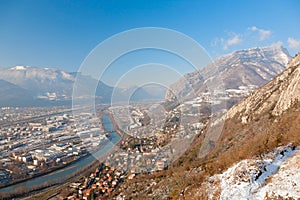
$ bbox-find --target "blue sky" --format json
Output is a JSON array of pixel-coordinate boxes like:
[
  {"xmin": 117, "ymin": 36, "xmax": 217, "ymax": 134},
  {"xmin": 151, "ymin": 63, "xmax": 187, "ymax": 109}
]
[{"xmin": 0, "ymin": 0, "xmax": 300, "ymax": 86}]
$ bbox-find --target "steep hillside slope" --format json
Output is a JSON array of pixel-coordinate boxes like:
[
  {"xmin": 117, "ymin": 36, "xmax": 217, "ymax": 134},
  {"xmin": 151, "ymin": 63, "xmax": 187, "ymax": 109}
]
[
  {"xmin": 182, "ymin": 53, "xmax": 300, "ymax": 199},
  {"xmin": 186, "ymin": 145, "xmax": 300, "ymax": 199},
  {"xmin": 227, "ymin": 52, "xmax": 300, "ymax": 122},
  {"xmin": 110, "ymin": 53, "xmax": 300, "ymax": 200}
]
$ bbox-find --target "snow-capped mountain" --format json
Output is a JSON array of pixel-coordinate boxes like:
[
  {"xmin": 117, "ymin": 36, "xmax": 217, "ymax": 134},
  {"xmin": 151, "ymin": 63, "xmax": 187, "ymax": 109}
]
[
  {"xmin": 165, "ymin": 45, "xmax": 291, "ymax": 101},
  {"xmin": 0, "ymin": 66, "xmax": 166, "ymax": 106},
  {"xmin": 227, "ymin": 52, "xmax": 300, "ymax": 122},
  {"xmin": 0, "ymin": 66, "xmax": 117, "ymax": 103},
  {"xmin": 0, "ymin": 66, "xmax": 77, "ymax": 100}
]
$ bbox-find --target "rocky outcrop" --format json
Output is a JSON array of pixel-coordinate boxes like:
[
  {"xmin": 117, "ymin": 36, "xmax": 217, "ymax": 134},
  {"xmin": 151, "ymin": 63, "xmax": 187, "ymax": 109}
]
[{"xmin": 227, "ymin": 53, "xmax": 300, "ymax": 122}]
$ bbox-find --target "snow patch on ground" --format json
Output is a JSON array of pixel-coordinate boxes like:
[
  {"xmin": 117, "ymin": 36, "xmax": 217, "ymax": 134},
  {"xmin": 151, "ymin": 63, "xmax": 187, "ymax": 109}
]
[
  {"xmin": 207, "ymin": 144, "xmax": 300, "ymax": 200},
  {"xmin": 256, "ymin": 148, "xmax": 300, "ymax": 199}
]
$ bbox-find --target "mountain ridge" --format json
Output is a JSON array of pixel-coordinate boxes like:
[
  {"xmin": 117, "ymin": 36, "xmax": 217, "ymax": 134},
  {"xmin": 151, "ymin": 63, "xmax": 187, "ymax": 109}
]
[
  {"xmin": 227, "ymin": 52, "xmax": 300, "ymax": 122},
  {"xmin": 187, "ymin": 52, "xmax": 300, "ymax": 199},
  {"xmin": 0, "ymin": 66, "xmax": 166, "ymax": 106},
  {"xmin": 165, "ymin": 45, "xmax": 291, "ymax": 102}
]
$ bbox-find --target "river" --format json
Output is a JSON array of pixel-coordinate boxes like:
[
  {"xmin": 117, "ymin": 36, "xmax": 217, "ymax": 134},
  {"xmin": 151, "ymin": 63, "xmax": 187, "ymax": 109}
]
[{"xmin": 0, "ymin": 115, "xmax": 120, "ymax": 194}]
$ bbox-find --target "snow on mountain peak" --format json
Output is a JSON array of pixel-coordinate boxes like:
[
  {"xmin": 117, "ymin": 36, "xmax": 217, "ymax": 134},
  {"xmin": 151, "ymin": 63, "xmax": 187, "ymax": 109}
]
[
  {"xmin": 226, "ymin": 52, "xmax": 300, "ymax": 121},
  {"xmin": 12, "ymin": 66, "xmax": 27, "ymax": 70},
  {"xmin": 231, "ymin": 45, "xmax": 290, "ymax": 65},
  {"xmin": 61, "ymin": 70, "xmax": 74, "ymax": 81}
]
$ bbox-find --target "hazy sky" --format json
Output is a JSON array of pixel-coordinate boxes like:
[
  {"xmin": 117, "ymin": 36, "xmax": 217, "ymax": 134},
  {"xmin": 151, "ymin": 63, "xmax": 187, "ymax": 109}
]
[{"xmin": 1, "ymin": 0, "xmax": 300, "ymax": 86}]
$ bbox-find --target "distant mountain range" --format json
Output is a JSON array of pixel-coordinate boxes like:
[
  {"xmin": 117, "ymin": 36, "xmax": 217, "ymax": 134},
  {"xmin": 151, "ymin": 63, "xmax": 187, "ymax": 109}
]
[
  {"xmin": 165, "ymin": 45, "xmax": 291, "ymax": 101},
  {"xmin": 0, "ymin": 66, "xmax": 112, "ymax": 102},
  {"xmin": 0, "ymin": 66, "xmax": 165, "ymax": 107},
  {"xmin": 0, "ymin": 79, "xmax": 35, "ymax": 106},
  {"xmin": 0, "ymin": 45, "xmax": 291, "ymax": 107}
]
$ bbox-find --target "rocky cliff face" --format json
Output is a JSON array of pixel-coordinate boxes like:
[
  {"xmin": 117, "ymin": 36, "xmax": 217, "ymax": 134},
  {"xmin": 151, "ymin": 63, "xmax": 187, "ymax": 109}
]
[
  {"xmin": 165, "ymin": 45, "xmax": 291, "ymax": 102},
  {"xmin": 227, "ymin": 52, "xmax": 300, "ymax": 122}
]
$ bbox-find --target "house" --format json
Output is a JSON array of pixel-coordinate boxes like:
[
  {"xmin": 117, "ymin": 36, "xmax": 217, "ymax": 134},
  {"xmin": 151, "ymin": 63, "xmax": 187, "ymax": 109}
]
[
  {"xmin": 83, "ymin": 188, "xmax": 93, "ymax": 200},
  {"xmin": 156, "ymin": 159, "xmax": 168, "ymax": 171},
  {"xmin": 22, "ymin": 154, "xmax": 33, "ymax": 163}
]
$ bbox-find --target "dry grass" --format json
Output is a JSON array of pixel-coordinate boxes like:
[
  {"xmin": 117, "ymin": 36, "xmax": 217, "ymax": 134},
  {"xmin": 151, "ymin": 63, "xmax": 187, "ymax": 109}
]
[{"xmin": 110, "ymin": 102, "xmax": 300, "ymax": 199}]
